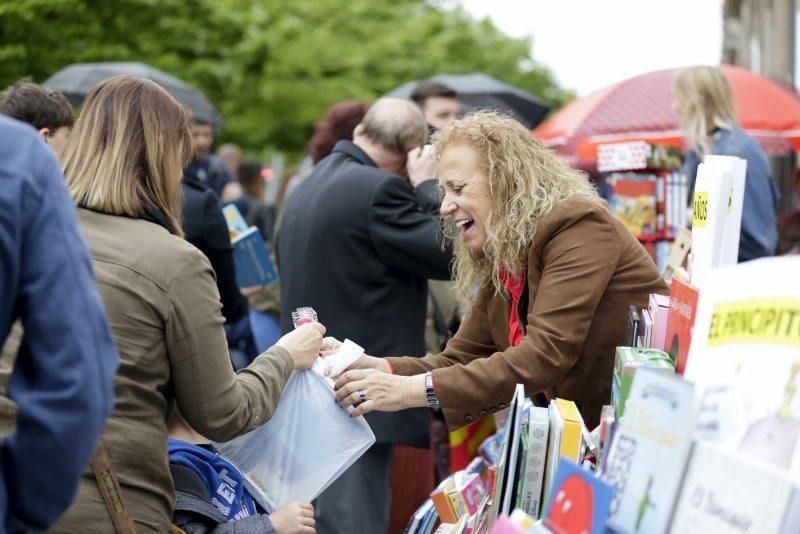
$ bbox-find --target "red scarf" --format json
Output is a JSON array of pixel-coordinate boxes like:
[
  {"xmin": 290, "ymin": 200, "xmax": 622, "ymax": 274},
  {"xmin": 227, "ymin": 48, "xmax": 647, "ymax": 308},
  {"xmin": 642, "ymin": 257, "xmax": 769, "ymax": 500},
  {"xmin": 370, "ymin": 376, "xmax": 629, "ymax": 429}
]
[{"xmin": 499, "ymin": 271, "xmax": 525, "ymax": 347}]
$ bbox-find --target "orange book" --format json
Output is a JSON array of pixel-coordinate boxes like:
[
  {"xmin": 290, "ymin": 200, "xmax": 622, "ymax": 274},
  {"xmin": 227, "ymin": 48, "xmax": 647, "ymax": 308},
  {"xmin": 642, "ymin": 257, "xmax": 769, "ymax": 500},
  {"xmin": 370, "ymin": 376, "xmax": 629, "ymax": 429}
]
[
  {"xmin": 664, "ymin": 277, "xmax": 700, "ymax": 374},
  {"xmin": 431, "ymin": 479, "xmax": 459, "ymax": 524}
]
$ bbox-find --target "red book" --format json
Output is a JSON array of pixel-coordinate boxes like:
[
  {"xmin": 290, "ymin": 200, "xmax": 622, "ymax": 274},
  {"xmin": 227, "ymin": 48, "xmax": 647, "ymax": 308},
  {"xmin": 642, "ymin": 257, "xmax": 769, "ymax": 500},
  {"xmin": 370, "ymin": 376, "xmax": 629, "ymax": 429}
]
[
  {"xmin": 608, "ymin": 173, "xmax": 658, "ymax": 238},
  {"xmin": 664, "ymin": 278, "xmax": 700, "ymax": 374}
]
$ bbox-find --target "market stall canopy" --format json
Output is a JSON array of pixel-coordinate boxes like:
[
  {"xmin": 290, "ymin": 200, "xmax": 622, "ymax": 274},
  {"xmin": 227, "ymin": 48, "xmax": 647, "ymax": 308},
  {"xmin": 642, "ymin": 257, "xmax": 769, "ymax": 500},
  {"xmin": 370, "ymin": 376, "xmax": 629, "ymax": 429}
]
[
  {"xmin": 533, "ymin": 64, "xmax": 800, "ymax": 171},
  {"xmin": 43, "ymin": 62, "xmax": 222, "ymax": 131},
  {"xmin": 388, "ymin": 73, "xmax": 552, "ymax": 129}
]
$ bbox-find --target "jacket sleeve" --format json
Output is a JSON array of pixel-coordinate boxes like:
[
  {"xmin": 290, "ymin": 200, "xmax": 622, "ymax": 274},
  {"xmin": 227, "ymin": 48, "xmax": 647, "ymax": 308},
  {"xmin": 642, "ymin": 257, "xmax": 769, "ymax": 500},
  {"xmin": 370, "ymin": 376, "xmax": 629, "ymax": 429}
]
[
  {"xmin": 173, "ymin": 510, "xmax": 275, "ymax": 533},
  {"xmin": 368, "ymin": 178, "xmax": 452, "ymax": 280},
  {"xmin": 200, "ymin": 190, "xmax": 249, "ymax": 323},
  {"xmin": 396, "ymin": 204, "xmax": 620, "ymax": 429},
  {"xmin": 2, "ymin": 137, "xmax": 118, "ymax": 531},
  {"xmin": 166, "ymin": 248, "xmax": 293, "ymax": 442}
]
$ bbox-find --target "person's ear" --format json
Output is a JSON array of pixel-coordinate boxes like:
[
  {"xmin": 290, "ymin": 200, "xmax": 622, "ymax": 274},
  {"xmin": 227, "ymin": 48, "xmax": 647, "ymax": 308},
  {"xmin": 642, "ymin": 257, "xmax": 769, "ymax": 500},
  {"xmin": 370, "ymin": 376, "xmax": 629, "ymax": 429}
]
[
  {"xmin": 353, "ymin": 123, "xmax": 364, "ymax": 138},
  {"xmin": 37, "ymin": 127, "xmax": 51, "ymax": 143}
]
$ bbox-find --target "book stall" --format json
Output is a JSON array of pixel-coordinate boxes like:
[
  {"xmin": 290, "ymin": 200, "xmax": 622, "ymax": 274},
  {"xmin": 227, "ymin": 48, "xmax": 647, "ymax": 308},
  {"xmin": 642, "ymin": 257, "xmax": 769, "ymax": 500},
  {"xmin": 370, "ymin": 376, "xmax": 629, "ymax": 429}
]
[
  {"xmin": 404, "ymin": 154, "xmax": 800, "ymax": 534},
  {"xmin": 598, "ymin": 141, "xmax": 688, "ymax": 272}
]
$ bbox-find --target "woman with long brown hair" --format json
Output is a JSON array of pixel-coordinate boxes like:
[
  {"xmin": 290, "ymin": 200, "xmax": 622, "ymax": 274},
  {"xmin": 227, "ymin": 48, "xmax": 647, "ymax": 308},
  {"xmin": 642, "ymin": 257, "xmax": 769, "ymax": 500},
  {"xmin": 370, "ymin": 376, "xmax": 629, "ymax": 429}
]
[{"xmin": 51, "ymin": 75, "xmax": 322, "ymax": 533}]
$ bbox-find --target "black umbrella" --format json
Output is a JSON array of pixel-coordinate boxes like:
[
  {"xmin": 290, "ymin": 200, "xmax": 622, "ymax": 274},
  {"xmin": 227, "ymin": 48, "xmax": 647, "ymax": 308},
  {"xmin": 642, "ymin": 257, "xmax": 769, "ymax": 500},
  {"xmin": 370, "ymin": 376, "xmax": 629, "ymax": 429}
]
[
  {"xmin": 387, "ymin": 72, "xmax": 552, "ymax": 129},
  {"xmin": 43, "ymin": 62, "xmax": 223, "ymax": 131}
]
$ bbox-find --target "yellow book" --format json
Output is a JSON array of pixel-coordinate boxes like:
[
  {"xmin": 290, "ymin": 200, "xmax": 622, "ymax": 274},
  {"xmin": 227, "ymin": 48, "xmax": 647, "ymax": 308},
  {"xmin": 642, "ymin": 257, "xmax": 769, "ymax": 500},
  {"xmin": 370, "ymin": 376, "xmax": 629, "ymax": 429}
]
[{"xmin": 554, "ymin": 398, "xmax": 583, "ymax": 462}]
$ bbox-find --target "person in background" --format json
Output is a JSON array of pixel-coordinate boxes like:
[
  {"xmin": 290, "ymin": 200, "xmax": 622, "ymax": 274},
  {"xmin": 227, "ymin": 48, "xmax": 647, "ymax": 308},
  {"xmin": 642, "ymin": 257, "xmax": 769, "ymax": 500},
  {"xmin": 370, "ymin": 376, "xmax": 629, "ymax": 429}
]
[
  {"xmin": 278, "ymin": 98, "xmax": 451, "ymax": 534},
  {"xmin": 238, "ymin": 159, "xmax": 275, "ymax": 244},
  {"xmin": 333, "ymin": 111, "xmax": 667, "ymax": 431},
  {"xmin": 181, "ymin": 175, "xmax": 259, "ymax": 368},
  {"xmin": 184, "ymin": 117, "xmax": 239, "ymax": 200},
  {"xmin": 0, "ymin": 80, "xmax": 74, "ymax": 156},
  {"xmin": 0, "ymin": 115, "xmax": 117, "ymax": 532},
  {"xmin": 410, "ymin": 81, "xmax": 461, "ymax": 135},
  {"xmin": 674, "ymin": 65, "xmax": 780, "ymax": 262},
  {"xmin": 49, "ymin": 75, "xmax": 328, "ymax": 533},
  {"xmin": 281, "ymin": 100, "xmax": 370, "ymax": 205},
  {"xmin": 168, "ymin": 410, "xmax": 315, "ymax": 533},
  {"xmin": 777, "ymin": 168, "xmax": 800, "ymax": 255},
  {"xmin": 217, "ymin": 143, "xmax": 243, "ymax": 179}
]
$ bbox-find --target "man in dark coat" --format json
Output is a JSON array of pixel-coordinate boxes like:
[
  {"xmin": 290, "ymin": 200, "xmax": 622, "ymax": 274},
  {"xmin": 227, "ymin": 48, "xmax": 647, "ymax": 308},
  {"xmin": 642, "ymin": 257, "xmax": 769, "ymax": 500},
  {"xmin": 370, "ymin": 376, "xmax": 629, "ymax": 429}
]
[{"xmin": 277, "ymin": 98, "xmax": 452, "ymax": 533}]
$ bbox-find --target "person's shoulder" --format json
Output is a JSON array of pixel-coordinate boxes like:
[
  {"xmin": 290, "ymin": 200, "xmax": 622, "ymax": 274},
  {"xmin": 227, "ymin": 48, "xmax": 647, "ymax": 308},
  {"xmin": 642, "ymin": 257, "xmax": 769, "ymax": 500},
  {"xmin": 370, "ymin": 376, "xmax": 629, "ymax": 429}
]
[
  {"xmin": 79, "ymin": 209, "xmax": 210, "ymax": 290},
  {"xmin": 532, "ymin": 196, "xmax": 611, "ymax": 247}
]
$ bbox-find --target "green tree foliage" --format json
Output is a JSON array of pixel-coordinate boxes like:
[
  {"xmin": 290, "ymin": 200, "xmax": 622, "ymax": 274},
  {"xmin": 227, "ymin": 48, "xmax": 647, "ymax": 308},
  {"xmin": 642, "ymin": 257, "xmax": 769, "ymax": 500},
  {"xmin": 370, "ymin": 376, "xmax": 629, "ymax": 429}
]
[{"xmin": 0, "ymin": 0, "xmax": 571, "ymax": 156}]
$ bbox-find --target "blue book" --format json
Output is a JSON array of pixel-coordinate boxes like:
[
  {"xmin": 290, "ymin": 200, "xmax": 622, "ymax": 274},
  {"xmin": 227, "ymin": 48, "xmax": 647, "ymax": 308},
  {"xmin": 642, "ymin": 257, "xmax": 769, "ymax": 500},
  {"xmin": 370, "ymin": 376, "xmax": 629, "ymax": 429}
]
[
  {"xmin": 543, "ymin": 458, "xmax": 613, "ymax": 534},
  {"xmin": 232, "ymin": 227, "xmax": 278, "ymax": 288}
]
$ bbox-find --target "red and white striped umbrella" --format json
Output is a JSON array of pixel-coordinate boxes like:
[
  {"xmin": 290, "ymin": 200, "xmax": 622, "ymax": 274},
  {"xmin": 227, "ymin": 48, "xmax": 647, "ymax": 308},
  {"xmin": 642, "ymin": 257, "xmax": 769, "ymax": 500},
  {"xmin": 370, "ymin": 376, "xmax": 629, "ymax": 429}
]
[{"xmin": 533, "ymin": 64, "xmax": 800, "ymax": 171}]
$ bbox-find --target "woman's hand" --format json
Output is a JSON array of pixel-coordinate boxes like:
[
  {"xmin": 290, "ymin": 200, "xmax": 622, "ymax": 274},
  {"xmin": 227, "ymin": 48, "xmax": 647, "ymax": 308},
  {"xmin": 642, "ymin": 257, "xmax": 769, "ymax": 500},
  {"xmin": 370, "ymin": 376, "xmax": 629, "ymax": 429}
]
[
  {"xmin": 269, "ymin": 502, "xmax": 315, "ymax": 534},
  {"xmin": 275, "ymin": 322, "xmax": 326, "ymax": 369},
  {"xmin": 333, "ymin": 369, "xmax": 426, "ymax": 417}
]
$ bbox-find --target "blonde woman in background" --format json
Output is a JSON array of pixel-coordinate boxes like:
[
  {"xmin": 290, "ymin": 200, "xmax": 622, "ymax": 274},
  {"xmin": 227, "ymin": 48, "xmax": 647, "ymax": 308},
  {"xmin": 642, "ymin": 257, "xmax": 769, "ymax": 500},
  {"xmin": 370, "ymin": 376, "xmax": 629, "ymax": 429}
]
[
  {"xmin": 50, "ymin": 75, "xmax": 324, "ymax": 533},
  {"xmin": 673, "ymin": 65, "xmax": 780, "ymax": 261},
  {"xmin": 332, "ymin": 111, "xmax": 667, "ymax": 430}
]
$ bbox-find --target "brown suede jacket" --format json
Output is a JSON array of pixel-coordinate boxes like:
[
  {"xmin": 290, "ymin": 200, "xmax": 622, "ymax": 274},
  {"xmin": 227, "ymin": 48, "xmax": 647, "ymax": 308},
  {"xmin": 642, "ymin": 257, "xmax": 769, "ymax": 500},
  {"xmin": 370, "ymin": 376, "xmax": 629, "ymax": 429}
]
[{"xmin": 388, "ymin": 197, "xmax": 668, "ymax": 429}]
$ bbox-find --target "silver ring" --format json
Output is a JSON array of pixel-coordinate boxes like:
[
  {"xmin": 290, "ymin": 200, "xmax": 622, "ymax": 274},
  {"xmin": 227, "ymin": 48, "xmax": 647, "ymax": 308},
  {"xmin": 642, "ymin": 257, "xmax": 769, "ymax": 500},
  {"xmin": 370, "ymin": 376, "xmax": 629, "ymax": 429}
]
[{"xmin": 358, "ymin": 390, "xmax": 367, "ymax": 403}]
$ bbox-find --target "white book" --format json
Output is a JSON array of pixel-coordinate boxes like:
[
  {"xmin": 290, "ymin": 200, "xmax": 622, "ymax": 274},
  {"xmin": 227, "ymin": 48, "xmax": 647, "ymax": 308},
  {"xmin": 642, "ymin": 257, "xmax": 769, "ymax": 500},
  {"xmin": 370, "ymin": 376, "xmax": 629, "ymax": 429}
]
[
  {"xmin": 689, "ymin": 162, "xmax": 731, "ymax": 288},
  {"xmin": 684, "ymin": 256, "xmax": 800, "ymax": 483},
  {"xmin": 703, "ymin": 155, "xmax": 746, "ymax": 267},
  {"xmin": 669, "ymin": 440, "xmax": 800, "ymax": 534},
  {"xmin": 540, "ymin": 402, "xmax": 563, "ymax": 517},
  {"xmin": 521, "ymin": 406, "xmax": 550, "ymax": 518}
]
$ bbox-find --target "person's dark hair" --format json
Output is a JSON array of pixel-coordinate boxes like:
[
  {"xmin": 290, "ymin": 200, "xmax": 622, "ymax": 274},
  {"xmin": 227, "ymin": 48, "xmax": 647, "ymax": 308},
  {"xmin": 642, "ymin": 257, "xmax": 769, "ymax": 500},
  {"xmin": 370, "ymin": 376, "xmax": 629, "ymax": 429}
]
[
  {"xmin": 410, "ymin": 82, "xmax": 457, "ymax": 106},
  {"xmin": 238, "ymin": 159, "xmax": 266, "ymax": 199},
  {"xmin": 0, "ymin": 81, "xmax": 74, "ymax": 131},
  {"xmin": 309, "ymin": 101, "xmax": 370, "ymax": 164},
  {"xmin": 192, "ymin": 117, "xmax": 213, "ymax": 127}
]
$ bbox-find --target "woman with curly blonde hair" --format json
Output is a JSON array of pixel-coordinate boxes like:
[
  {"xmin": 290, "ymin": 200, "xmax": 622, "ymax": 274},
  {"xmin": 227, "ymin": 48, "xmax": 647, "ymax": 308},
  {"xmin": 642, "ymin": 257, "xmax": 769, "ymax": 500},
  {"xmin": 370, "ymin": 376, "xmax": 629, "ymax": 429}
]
[{"xmin": 333, "ymin": 111, "xmax": 667, "ymax": 428}]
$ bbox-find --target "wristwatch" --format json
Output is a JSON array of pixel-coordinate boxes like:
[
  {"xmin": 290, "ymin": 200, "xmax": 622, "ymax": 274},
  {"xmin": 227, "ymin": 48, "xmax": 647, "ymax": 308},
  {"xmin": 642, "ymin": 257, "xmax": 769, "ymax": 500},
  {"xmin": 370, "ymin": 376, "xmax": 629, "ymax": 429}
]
[{"xmin": 425, "ymin": 372, "xmax": 440, "ymax": 410}]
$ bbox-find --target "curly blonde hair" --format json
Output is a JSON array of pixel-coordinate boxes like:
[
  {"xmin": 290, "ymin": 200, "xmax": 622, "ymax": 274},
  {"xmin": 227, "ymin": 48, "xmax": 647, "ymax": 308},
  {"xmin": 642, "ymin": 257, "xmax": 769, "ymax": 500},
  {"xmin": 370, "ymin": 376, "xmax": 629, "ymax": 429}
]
[{"xmin": 434, "ymin": 111, "xmax": 598, "ymax": 300}]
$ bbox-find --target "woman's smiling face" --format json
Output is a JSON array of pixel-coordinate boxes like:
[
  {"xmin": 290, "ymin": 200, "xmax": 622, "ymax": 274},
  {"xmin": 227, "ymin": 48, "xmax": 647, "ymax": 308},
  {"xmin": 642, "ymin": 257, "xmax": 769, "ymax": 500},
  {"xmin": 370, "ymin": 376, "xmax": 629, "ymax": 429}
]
[{"xmin": 438, "ymin": 141, "xmax": 492, "ymax": 252}]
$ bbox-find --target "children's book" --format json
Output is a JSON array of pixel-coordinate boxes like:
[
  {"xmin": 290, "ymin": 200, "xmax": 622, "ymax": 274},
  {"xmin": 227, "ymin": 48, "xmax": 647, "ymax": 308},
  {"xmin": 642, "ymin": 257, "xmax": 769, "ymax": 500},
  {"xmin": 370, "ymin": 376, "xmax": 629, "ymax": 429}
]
[
  {"xmin": 663, "ymin": 277, "xmax": 699, "ymax": 374},
  {"xmin": 604, "ymin": 369, "xmax": 695, "ymax": 534},
  {"xmin": 685, "ymin": 256, "xmax": 800, "ymax": 483},
  {"xmin": 520, "ymin": 406, "xmax": 550, "ymax": 518},
  {"xmin": 669, "ymin": 440, "xmax": 800, "ymax": 534},
  {"xmin": 543, "ymin": 459, "xmax": 613, "ymax": 534}
]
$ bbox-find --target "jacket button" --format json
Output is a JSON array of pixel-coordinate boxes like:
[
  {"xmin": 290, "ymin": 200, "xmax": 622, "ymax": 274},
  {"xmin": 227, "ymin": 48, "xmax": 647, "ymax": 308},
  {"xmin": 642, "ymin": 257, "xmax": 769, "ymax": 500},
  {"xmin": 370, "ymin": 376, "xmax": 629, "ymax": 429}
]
[
  {"xmin": 499, "ymin": 404, "xmax": 507, "ymax": 410},
  {"xmin": 479, "ymin": 410, "xmax": 487, "ymax": 416},
  {"xmin": 464, "ymin": 415, "xmax": 473, "ymax": 423}
]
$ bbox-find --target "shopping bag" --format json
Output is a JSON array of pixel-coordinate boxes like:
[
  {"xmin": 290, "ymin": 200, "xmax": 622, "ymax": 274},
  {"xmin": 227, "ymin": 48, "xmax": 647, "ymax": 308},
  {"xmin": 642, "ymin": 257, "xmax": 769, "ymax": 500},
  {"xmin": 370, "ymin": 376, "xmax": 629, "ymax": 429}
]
[{"xmin": 214, "ymin": 342, "xmax": 375, "ymax": 511}]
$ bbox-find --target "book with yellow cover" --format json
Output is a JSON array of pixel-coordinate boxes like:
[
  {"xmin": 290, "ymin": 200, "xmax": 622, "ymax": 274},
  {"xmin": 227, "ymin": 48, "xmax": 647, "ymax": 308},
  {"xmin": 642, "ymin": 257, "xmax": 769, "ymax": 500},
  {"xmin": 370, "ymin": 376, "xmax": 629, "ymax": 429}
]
[{"xmin": 554, "ymin": 398, "xmax": 583, "ymax": 461}]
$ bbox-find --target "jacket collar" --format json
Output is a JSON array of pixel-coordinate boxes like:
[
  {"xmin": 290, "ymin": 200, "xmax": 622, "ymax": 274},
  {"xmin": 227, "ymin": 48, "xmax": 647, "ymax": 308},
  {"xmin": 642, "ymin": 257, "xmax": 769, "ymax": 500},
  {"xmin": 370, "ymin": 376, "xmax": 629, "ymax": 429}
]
[{"xmin": 331, "ymin": 140, "xmax": 378, "ymax": 168}]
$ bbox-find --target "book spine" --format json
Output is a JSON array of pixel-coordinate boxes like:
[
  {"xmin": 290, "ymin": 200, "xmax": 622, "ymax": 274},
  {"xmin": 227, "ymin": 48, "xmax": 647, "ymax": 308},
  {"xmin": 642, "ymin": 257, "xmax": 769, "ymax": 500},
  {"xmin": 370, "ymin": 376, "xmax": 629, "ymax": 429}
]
[
  {"xmin": 520, "ymin": 412, "xmax": 549, "ymax": 518},
  {"xmin": 559, "ymin": 419, "xmax": 583, "ymax": 462}
]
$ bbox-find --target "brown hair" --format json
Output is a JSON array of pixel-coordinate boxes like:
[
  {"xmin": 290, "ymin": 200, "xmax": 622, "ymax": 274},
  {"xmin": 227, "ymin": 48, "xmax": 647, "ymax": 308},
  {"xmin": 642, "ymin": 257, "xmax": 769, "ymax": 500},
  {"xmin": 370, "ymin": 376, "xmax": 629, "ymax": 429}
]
[
  {"xmin": 435, "ymin": 111, "xmax": 599, "ymax": 300},
  {"xmin": 0, "ymin": 81, "xmax": 74, "ymax": 131},
  {"xmin": 237, "ymin": 159, "xmax": 266, "ymax": 199},
  {"xmin": 309, "ymin": 101, "xmax": 369, "ymax": 164},
  {"xmin": 62, "ymin": 75, "xmax": 192, "ymax": 236}
]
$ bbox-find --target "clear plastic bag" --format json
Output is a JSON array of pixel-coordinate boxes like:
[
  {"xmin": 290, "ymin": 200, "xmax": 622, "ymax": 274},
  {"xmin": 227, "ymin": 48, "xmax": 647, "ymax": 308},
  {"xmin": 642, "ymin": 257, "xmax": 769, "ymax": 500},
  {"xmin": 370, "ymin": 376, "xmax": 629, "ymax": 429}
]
[{"xmin": 214, "ymin": 365, "xmax": 375, "ymax": 511}]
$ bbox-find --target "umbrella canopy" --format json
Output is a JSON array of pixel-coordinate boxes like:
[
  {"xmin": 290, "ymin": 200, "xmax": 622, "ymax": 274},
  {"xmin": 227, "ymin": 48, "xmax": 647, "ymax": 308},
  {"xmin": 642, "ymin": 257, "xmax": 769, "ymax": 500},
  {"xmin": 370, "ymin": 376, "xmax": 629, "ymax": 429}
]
[
  {"xmin": 533, "ymin": 64, "xmax": 800, "ymax": 170},
  {"xmin": 388, "ymin": 73, "xmax": 552, "ymax": 129},
  {"xmin": 43, "ymin": 62, "xmax": 222, "ymax": 131}
]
